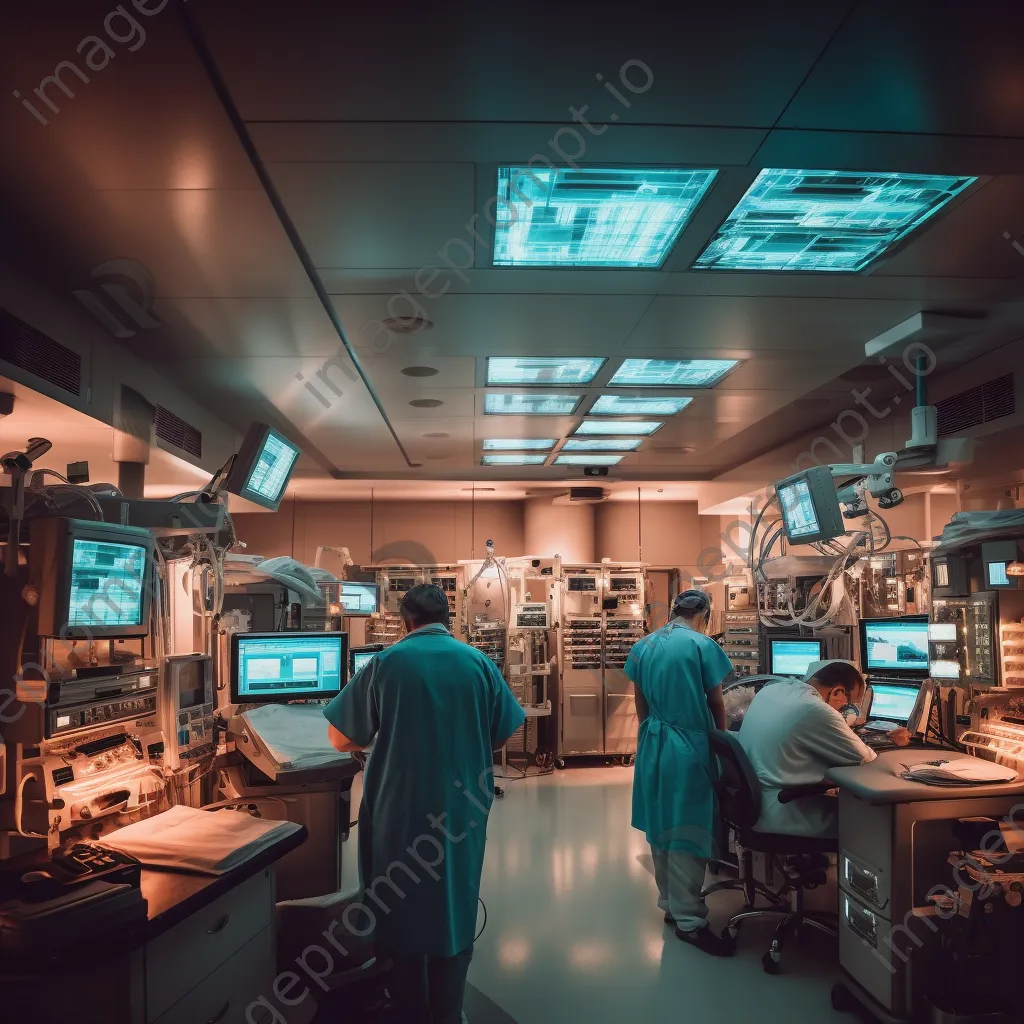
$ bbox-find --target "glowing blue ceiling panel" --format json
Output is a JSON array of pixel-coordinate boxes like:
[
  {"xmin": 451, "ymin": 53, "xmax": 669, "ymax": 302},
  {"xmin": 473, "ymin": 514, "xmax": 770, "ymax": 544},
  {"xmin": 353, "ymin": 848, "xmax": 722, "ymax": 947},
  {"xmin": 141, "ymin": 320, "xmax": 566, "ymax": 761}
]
[
  {"xmin": 482, "ymin": 439, "xmax": 557, "ymax": 451},
  {"xmin": 575, "ymin": 420, "xmax": 662, "ymax": 436},
  {"xmin": 693, "ymin": 169, "xmax": 977, "ymax": 272},
  {"xmin": 609, "ymin": 359, "xmax": 739, "ymax": 388},
  {"xmin": 590, "ymin": 395, "xmax": 693, "ymax": 416},
  {"xmin": 486, "ymin": 357, "xmax": 605, "ymax": 386},
  {"xmin": 484, "ymin": 394, "xmax": 581, "ymax": 416},
  {"xmin": 482, "ymin": 454, "xmax": 548, "ymax": 466},
  {"xmin": 561, "ymin": 438, "xmax": 642, "ymax": 452},
  {"xmin": 555, "ymin": 454, "xmax": 624, "ymax": 466},
  {"xmin": 493, "ymin": 167, "xmax": 718, "ymax": 268}
]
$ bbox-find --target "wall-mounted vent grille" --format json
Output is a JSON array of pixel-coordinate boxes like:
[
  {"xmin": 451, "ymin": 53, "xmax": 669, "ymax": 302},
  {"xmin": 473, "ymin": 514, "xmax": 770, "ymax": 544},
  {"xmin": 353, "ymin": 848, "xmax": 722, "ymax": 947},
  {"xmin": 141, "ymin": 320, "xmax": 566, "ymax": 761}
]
[
  {"xmin": 936, "ymin": 373, "xmax": 1015, "ymax": 437},
  {"xmin": 0, "ymin": 309, "xmax": 82, "ymax": 396},
  {"xmin": 155, "ymin": 406, "xmax": 202, "ymax": 458}
]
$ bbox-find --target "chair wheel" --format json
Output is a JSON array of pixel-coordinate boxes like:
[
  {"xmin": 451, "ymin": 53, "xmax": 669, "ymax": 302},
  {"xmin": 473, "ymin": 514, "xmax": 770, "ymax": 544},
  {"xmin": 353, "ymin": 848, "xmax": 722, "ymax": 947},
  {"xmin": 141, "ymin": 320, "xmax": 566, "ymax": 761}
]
[
  {"xmin": 831, "ymin": 984, "xmax": 855, "ymax": 1012},
  {"xmin": 555, "ymin": 758, "xmax": 566, "ymax": 770},
  {"xmin": 721, "ymin": 924, "xmax": 740, "ymax": 943},
  {"xmin": 762, "ymin": 951, "xmax": 781, "ymax": 974}
]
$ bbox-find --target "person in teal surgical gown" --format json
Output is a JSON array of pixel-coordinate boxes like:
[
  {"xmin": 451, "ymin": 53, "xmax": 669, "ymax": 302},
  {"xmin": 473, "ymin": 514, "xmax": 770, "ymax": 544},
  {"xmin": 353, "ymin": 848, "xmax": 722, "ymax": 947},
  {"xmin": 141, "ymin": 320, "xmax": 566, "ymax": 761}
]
[
  {"xmin": 626, "ymin": 589, "xmax": 735, "ymax": 957},
  {"xmin": 324, "ymin": 584, "xmax": 525, "ymax": 1023}
]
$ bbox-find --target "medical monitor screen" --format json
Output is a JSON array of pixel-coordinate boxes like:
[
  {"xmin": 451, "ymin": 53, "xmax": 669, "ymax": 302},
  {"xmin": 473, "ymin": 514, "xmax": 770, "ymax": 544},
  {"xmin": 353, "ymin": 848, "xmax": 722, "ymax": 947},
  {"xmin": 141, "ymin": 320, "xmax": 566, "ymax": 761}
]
[
  {"xmin": 226, "ymin": 422, "xmax": 301, "ymax": 512},
  {"xmin": 340, "ymin": 582, "xmax": 379, "ymax": 615},
  {"xmin": 988, "ymin": 562, "xmax": 1011, "ymax": 588},
  {"xmin": 860, "ymin": 616, "xmax": 929, "ymax": 677},
  {"xmin": 775, "ymin": 466, "xmax": 845, "ymax": 545},
  {"xmin": 231, "ymin": 632, "xmax": 347, "ymax": 703},
  {"xmin": 352, "ymin": 652, "xmax": 377, "ymax": 674},
  {"xmin": 778, "ymin": 478, "xmax": 818, "ymax": 538},
  {"xmin": 769, "ymin": 639, "xmax": 825, "ymax": 677},
  {"xmin": 68, "ymin": 538, "xmax": 148, "ymax": 629},
  {"xmin": 869, "ymin": 684, "xmax": 920, "ymax": 724}
]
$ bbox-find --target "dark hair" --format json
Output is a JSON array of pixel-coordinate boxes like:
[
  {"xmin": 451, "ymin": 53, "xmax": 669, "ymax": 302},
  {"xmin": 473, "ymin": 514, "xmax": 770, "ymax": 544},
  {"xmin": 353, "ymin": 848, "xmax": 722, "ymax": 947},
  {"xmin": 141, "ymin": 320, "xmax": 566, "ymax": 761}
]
[
  {"xmin": 399, "ymin": 584, "xmax": 451, "ymax": 629},
  {"xmin": 672, "ymin": 589, "xmax": 711, "ymax": 619},
  {"xmin": 812, "ymin": 661, "xmax": 865, "ymax": 696}
]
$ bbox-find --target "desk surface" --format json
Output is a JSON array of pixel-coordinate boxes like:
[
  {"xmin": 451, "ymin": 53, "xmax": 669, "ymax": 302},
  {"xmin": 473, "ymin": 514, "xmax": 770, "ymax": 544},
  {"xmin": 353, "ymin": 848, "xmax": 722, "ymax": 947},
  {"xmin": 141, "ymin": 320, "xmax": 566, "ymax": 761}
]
[{"xmin": 827, "ymin": 748, "xmax": 1024, "ymax": 805}]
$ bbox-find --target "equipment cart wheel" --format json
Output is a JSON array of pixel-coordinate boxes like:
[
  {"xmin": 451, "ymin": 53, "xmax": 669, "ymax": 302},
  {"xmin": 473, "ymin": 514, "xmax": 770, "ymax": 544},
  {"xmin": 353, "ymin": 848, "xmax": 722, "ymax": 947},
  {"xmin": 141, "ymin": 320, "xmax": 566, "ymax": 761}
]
[
  {"xmin": 624, "ymin": 753, "xmax": 635, "ymax": 767},
  {"xmin": 555, "ymin": 757, "xmax": 566, "ymax": 770},
  {"xmin": 830, "ymin": 984, "xmax": 855, "ymax": 1013},
  {"xmin": 494, "ymin": 785, "xmax": 505, "ymax": 799},
  {"xmin": 762, "ymin": 950, "xmax": 781, "ymax": 975}
]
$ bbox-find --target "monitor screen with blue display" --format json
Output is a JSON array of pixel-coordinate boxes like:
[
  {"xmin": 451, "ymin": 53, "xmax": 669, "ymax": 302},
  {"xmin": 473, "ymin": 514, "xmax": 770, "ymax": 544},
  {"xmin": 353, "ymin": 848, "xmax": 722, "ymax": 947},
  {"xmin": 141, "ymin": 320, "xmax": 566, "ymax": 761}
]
[
  {"xmin": 859, "ymin": 616, "xmax": 929, "ymax": 677},
  {"xmin": 225, "ymin": 422, "xmax": 301, "ymax": 512},
  {"xmin": 988, "ymin": 561, "xmax": 1011, "ymax": 587},
  {"xmin": 769, "ymin": 638, "xmax": 825, "ymax": 677},
  {"xmin": 868, "ymin": 683, "xmax": 920, "ymax": 724},
  {"xmin": 340, "ymin": 582, "xmax": 380, "ymax": 615},
  {"xmin": 231, "ymin": 632, "xmax": 347, "ymax": 703}
]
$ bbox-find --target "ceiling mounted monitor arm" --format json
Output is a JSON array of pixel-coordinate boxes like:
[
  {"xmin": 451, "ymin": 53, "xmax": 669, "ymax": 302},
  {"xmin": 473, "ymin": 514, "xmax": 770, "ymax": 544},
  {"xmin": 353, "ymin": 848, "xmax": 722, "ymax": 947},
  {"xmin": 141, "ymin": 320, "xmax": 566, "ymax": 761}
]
[
  {"xmin": 2, "ymin": 437, "xmax": 53, "ymax": 577},
  {"xmin": 828, "ymin": 452, "xmax": 903, "ymax": 517}
]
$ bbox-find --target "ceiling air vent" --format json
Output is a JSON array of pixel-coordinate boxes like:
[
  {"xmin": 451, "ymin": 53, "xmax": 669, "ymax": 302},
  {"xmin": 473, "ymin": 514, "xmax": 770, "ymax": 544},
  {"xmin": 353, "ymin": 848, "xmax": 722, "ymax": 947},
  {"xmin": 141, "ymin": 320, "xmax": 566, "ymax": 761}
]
[
  {"xmin": 0, "ymin": 309, "xmax": 82, "ymax": 396},
  {"xmin": 936, "ymin": 373, "xmax": 1015, "ymax": 437},
  {"xmin": 155, "ymin": 405, "xmax": 202, "ymax": 458}
]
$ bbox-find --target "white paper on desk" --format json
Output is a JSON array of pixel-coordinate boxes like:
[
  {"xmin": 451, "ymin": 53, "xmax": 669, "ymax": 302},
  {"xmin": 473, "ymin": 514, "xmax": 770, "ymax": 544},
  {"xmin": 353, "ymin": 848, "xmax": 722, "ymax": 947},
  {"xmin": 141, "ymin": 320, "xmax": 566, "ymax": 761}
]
[
  {"xmin": 242, "ymin": 704, "xmax": 348, "ymax": 770},
  {"xmin": 903, "ymin": 758, "xmax": 1018, "ymax": 784},
  {"xmin": 103, "ymin": 805, "xmax": 302, "ymax": 875}
]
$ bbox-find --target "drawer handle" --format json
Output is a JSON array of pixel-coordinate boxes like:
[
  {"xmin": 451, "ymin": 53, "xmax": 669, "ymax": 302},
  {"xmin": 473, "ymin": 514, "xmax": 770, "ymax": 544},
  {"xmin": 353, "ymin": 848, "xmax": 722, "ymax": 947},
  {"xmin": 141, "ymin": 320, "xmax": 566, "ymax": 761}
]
[
  {"xmin": 208, "ymin": 1001, "xmax": 231, "ymax": 1023},
  {"xmin": 206, "ymin": 914, "xmax": 231, "ymax": 935}
]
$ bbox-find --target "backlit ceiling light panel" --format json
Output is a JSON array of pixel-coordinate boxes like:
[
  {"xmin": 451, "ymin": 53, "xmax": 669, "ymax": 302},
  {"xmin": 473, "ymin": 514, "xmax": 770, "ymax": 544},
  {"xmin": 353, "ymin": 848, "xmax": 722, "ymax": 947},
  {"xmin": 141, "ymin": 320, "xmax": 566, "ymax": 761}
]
[
  {"xmin": 493, "ymin": 167, "xmax": 718, "ymax": 268},
  {"xmin": 590, "ymin": 395, "xmax": 693, "ymax": 415},
  {"xmin": 609, "ymin": 359, "xmax": 739, "ymax": 388},
  {"xmin": 693, "ymin": 169, "xmax": 977, "ymax": 272},
  {"xmin": 561, "ymin": 438, "xmax": 643, "ymax": 451},
  {"xmin": 555, "ymin": 454, "xmax": 624, "ymax": 466},
  {"xmin": 486, "ymin": 357, "xmax": 605, "ymax": 386},
  {"xmin": 575, "ymin": 420, "xmax": 662, "ymax": 436},
  {"xmin": 482, "ymin": 439, "xmax": 557, "ymax": 451},
  {"xmin": 484, "ymin": 394, "xmax": 582, "ymax": 416},
  {"xmin": 482, "ymin": 454, "xmax": 548, "ymax": 466}
]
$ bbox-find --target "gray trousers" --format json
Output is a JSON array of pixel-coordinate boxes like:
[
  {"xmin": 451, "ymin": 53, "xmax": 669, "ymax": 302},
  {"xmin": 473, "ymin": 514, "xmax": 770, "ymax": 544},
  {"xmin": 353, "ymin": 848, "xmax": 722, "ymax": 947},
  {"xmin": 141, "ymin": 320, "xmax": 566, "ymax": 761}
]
[{"xmin": 651, "ymin": 846, "xmax": 709, "ymax": 932}]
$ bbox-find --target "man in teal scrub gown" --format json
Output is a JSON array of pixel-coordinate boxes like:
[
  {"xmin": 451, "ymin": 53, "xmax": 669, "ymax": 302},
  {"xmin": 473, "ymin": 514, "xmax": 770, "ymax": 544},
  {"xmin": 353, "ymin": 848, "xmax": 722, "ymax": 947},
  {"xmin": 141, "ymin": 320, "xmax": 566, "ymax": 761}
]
[
  {"xmin": 324, "ymin": 584, "xmax": 525, "ymax": 1023},
  {"xmin": 626, "ymin": 589, "xmax": 735, "ymax": 957}
]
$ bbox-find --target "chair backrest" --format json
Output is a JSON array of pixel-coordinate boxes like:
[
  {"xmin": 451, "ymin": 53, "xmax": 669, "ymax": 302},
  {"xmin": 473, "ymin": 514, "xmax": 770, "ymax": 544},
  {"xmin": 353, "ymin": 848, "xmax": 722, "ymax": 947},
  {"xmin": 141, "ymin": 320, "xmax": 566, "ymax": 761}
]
[{"xmin": 708, "ymin": 730, "xmax": 763, "ymax": 833}]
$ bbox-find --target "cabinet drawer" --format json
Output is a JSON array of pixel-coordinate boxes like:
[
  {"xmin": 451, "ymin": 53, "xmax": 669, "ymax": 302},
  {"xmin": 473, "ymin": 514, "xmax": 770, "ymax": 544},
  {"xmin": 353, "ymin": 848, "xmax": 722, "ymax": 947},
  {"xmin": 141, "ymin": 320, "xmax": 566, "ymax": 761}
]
[
  {"xmin": 153, "ymin": 926, "xmax": 275, "ymax": 1024},
  {"xmin": 147, "ymin": 870, "xmax": 274, "ymax": 1020}
]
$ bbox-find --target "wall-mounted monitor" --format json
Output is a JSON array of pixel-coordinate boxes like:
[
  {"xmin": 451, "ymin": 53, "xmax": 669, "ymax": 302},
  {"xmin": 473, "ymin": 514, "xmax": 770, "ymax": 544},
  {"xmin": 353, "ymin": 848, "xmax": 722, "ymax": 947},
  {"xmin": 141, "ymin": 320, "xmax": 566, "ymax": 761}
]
[
  {"xmin": 768, "ymin": 637, "xmax": 826, "ymax": 678},
  {"xmin": 982, "ymin": 541, "xmax": 1019, "ymax": 591},
  {"xmin": 859, "ymin": 615, "xmax": 930, "ymax": 678},
  {"xmin": 30, "ymin": 518, "xmax": 155, "ymax": 639},
  {"xmin": 930, "ymin": 554, "xmax": 968, "ymax": 598},
  {"xmin": 231, "ymin": 631, "xmax": 347, "ymax": 704},
  {"xmin": 340, "ymin": 581, "xmax": 380, "ymax": 616},
  {"xmin": 225, "ymin": 422, "xmax": 301, "ymax": 512},
  {"xmin": 774, "ymin": 466, "xmax": 845, "ymax": 545}
]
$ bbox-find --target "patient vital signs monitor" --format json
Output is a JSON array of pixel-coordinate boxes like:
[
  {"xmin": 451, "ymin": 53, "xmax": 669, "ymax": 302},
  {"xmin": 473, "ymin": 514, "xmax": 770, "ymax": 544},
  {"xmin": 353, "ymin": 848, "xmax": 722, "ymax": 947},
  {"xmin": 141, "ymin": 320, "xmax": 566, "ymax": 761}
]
[
  {"xmin": 231, "ymin": 631, "xmax": 347, "ymax": 703},
  {"xmin": 859, "ymin": 615, "xmax": 929, "ymax": 678},
  {"xmin": 768, "ymin": 638, "xmax": 826, "ymax": 677}
]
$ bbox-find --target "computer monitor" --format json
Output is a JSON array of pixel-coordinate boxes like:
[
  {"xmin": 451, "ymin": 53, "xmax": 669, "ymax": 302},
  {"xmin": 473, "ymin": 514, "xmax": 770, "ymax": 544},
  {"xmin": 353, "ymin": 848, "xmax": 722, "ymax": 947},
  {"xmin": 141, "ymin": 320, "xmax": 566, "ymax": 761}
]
[
  {"xmin": 768, "ymin": 637, "xmax": 826, "ymax": 678},
  {"xmin": 231, "ymin": 631, "xmax": 347, "ymax": 703},
  {"xmin": 859, "ymin": 615, "xmax": 930, "ymax": 678},
  {"xmin": 225, "ymin": 422, "xmax": 301, "ymax": 512},
  {"xmin": 30, "ymin": 518, "xmax": 155, "ymax": 639},
  {"xmin": 868, "ymin": 683, "xmax": 921, "ymax": 725},
  {"xmin": 340, "ymin": 582, "xmax": 380, "ymax": 616},
  {"xmin": 350, "ymin": 644, "xmax": 384, "ymax": 677},
  {"xmin": 774, "ymin": 466, "xmax": 845, "ymax": 545}
]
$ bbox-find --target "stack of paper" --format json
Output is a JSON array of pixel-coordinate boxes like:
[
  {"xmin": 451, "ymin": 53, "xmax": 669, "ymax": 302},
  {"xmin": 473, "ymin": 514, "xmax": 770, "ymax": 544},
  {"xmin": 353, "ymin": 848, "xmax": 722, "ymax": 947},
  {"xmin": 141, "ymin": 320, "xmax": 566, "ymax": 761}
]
[
  {"xmin": 104, "ymin": 806, "xmax": 302, "ymax": 874},
  {"xmin": 901, "ymin": 758, "xmax": 1019, "ymax": 787}
]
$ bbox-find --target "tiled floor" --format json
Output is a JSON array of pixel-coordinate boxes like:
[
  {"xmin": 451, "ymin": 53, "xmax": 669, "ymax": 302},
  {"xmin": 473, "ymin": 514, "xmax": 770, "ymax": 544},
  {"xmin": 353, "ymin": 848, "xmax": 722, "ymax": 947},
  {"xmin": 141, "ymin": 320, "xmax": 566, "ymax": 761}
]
[{"xmin": 342, "ymin": 766, "xmax": 850, "ymax": 1023}]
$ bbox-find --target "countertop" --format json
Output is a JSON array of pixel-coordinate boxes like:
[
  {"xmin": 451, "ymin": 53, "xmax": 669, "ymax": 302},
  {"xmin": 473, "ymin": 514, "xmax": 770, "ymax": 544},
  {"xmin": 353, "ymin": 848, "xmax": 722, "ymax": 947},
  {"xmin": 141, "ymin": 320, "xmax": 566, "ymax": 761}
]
[{"xmin": 826, "ymin": 748, "xmax": 1024, "ymax": 805}]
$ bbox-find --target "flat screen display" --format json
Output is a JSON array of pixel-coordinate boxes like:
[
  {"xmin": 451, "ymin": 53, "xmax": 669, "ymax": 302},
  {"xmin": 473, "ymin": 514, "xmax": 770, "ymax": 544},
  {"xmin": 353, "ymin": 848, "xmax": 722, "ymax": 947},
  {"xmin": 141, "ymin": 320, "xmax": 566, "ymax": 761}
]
[
  {"xmin": 928, "ymin": 622, "xmax": 957, "ymax": 642},
  {"xmin": 176, "ymin": 660, "xmax": 208, "ymax": 709},
  {"xmin": 769, "ymin": 639, "xmax": 825, "ymax": 677},
  {"xmin": 934, "ymin": 562, "xmax": 950, "ymax": 587},
  {"xmin": 352, "ymin": 651, "xmax": 378, "ymax": 674},
  {"xmin": 68, "ymin": 538, "xmax": 148, "ymax": 628},
  {"xmin": 929, "ymin": 659, "xmax": 961, "ymax": 680},
  {"xmin": 988, "ymin": 562, "xmax": 1011, "ymax": 587},
  {"xmin": 232, "ymin": 632, "xmax": 346, "ymax": 703},
  {"xmin": 869, "ymin": 683, "xmax": 920, "ymax": 724},
  {"xmin": 244, "ymin": 430, "xmax": 300, "ymax": 506},
  {"xmin": 340, "ymin": 582, "xmax": 379, "ymax": 615},
  {"xmin": 778, "ymin": 477, "xmax": 820, "ymax": 540},
  {"xmin": 860, "ymin": 616, "xmax": 929, "ymax": 676}
]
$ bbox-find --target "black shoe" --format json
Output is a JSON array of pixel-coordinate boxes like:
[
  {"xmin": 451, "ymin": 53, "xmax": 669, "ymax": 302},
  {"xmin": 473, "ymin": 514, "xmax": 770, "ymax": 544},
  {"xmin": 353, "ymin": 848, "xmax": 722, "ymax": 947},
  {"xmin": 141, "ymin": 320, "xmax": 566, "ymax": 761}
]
[
  {"xmin": 664, "ymin": 912, "xmax": 675, "ymax": 925},
  {"xmin": 675, "ymin": 926, "xmax": 736, "ymax": 957}
]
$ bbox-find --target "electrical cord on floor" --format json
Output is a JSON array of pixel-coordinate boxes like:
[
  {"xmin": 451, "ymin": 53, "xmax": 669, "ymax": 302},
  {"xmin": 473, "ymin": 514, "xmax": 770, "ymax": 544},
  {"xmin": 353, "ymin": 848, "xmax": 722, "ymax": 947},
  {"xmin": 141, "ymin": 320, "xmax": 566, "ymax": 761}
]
[{"xmin": 475, "ymin": 896, "xmax": 488, "ymax": 941}]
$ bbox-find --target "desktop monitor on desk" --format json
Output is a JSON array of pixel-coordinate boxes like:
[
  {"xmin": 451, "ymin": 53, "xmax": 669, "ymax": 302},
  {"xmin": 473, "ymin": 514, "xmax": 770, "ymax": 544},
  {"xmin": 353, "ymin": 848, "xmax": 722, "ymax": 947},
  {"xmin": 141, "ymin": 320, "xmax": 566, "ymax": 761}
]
[
  {"xmin": 768, "ymin": 637, "xmax": 826, "ymax": 677},
  {"xmin": 350, "ymin": 644, "xmax": 384, "ymax": 677},
  {"xmin": 859, "ymin": 615, "xmax": 930, "ymax": 679},
  {"xmin": 231, "ymin": 631, "xmax": 347, "ymax": 703}
]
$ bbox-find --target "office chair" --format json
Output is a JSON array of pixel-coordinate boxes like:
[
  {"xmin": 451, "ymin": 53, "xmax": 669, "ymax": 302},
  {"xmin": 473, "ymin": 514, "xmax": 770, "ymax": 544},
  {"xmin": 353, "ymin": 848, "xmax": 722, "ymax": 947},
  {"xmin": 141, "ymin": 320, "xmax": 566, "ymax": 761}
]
[{"xmin": 701, "ymin": 730, "xmax": 838, "ymax": 974}]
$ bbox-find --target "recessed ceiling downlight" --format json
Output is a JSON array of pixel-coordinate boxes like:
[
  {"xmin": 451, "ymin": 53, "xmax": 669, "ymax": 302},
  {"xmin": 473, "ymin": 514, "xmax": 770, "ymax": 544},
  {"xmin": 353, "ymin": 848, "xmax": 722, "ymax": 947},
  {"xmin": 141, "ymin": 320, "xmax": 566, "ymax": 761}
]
[
  {"xmin": 410, "ymin": 399, "xmax": 444, "ymax": 408},
  {"xmin": 402, "ymin": 366, "xmax": 440, "ymax": 377},
  {"xmin": 382, "ymin": 317, "xmax": 434, "ymax": 334}
]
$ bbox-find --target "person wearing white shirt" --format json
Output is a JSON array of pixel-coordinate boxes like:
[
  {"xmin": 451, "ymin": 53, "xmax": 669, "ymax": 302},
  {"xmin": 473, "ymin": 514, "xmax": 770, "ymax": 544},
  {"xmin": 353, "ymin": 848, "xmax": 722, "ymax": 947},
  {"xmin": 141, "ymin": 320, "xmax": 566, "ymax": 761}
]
[{"xmin": 738, "ymin": 660, "xmax": 910, "ymax": 838}]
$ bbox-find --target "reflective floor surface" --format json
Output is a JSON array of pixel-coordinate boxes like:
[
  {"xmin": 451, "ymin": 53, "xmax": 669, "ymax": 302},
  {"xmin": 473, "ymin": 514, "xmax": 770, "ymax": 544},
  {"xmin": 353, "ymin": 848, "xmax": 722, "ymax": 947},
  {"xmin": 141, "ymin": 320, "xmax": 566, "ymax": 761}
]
[{"xmin": 336, "ymin": 766, "xmax": 849, "ymax": 1023}]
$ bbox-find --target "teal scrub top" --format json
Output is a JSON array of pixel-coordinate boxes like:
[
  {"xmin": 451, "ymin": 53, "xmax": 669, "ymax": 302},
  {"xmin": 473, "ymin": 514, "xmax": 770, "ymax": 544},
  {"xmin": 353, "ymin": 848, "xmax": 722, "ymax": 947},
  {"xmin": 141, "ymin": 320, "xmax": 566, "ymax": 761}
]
[
  {"xmin": 625, "ymin": 622, "xmax": 733, "ymax": 857},
  {"xmin": 323, "ymin": 624, "xmax": 525, "ymax": 957}
]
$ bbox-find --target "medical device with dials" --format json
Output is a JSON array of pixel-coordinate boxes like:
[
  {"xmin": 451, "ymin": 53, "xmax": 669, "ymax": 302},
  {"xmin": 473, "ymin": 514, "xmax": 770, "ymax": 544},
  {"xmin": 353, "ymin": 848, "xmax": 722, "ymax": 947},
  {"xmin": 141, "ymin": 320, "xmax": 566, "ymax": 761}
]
[
  {"xmin": 513, "ymin": 603, "xmax": 550, "ymax": 629},
  {"xmin": 164, "ymin": 654, "xmax": 216, "ymax": 769}
]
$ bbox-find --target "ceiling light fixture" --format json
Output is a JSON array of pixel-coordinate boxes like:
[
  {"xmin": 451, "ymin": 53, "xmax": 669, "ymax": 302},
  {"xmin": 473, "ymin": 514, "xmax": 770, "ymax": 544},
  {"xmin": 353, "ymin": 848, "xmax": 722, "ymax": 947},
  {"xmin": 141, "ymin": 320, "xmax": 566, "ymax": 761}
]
[
  {"xmin": 409, "ymin": 398, "xmax": 444, "ymax": 408},
  {"xmin": 590, "ymin": 395, "xmax": 693, "ymax": 416},
  {"xmin": 694, "ymin": 168, "xmax": 977, "ymax": 272},
  {"xmin": 484, "ymin": 394, "xmax": 582, "ymax": 416},
  {"xmin": 554, "ymin": 454, "xmax": 624, "ymax": 466},
  {"xmin": 574, "ymin": 419, "xmax": 662, "ymax": 436},
  {"xmin": 561, "ymin": 438, "xmax": 643, "ymax": 452},
  {"xmin": 382, "ymin": 316, "xmax": 433, "ymax": 334},
  {"xmin": 493, "ymin": 166, "xmax": 718, "ymax": 268},
  {"xmin": 482, "ymin": 439, "xmax": 557, "ymax": 451},
  {"xmin": 402, "ymin": 366, "xmax": 440, "ymax": 377},
  {"xmin": 482, "ymin": 454, "xmax": 548, "ymax": 466},
  {"xmin": 486, "ymin": 357, "xmax": 605, "ymax": 386},
  {"xmin": 609, "ymin": 359, "xmax": 739, "ymax": 388}
]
